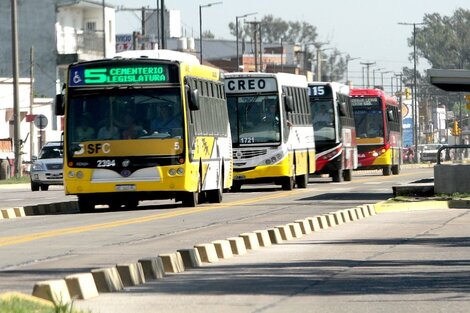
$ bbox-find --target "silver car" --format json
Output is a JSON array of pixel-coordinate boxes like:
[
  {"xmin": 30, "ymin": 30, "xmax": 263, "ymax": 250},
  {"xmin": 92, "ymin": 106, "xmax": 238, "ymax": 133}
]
[{"xmin": 30, "ymin": 141, "xmax": 63, "ymax": 191}]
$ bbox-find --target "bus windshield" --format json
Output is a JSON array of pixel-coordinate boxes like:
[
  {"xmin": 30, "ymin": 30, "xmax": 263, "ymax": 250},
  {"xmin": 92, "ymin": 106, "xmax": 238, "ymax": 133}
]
[
  {"xmin": 227, "ymin": 94, "xmax": 281, "ymax": 145},
  {"xmin": 311, "ymin": 99, "xmax": 335, "ymax": 141},
  {"xmin": 351, "ymin": 97, "xmax": 384, "ymax": 138},
  {"xmin": 67, "ymin": 87, "xmax": 183, "ymax": 150}
]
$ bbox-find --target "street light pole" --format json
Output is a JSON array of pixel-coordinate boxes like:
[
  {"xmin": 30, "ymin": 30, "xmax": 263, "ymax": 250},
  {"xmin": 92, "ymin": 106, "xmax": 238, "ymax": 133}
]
[
  {"xmin": 236, "ymin": 12, "xmax": 256, "ymax": 71},
  {"xmin": 381, "ymin": 71, "xmax": 392, "ymax": 92},
  {"xmin": 398, "ymin": 22, "xmax": 424, "ymax": 162},
  {"xmin": 11, "ymin": 0, "xmax": 22, "ymax": 177},
  {"xmin": 360, "ymin": 61, "xmax": 376, "ymax": 88},
  {"xmin": 345, "ymin": 56, "xmax": 359, "ymax": 85},
  {"xmin": 199, "ymin": 2, "xmax": 222, "ymax": 64}
]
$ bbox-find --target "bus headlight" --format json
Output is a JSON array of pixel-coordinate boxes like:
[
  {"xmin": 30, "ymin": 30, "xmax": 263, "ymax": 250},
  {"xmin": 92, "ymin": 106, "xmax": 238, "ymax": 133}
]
[
  {"xmin": 68, "ymin": 171, "xmax": 75, "ymax": 178},
  {"xmin": 76, "ymin": 171, "xmax": 84, "ymax": 179},
  {"xmin": 168, "ymin": 169, "xmax": 177, "ymax": 176},
  {"xmin": 176, "ymin": 168, "xmax": 184, "ymax": 175}
]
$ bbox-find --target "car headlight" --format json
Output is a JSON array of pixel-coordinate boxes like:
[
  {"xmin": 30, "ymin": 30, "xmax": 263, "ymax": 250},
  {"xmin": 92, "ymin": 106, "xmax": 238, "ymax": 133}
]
[{"xmin": 31, "ymin": 163, "xmax": 45, "ymax": 171}]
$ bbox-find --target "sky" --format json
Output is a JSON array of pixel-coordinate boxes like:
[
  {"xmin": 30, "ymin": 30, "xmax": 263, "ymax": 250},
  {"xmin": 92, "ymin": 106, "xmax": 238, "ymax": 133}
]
[{"xmin": 107, "ymin": 0, "xmax": 469, "ymax": 90}]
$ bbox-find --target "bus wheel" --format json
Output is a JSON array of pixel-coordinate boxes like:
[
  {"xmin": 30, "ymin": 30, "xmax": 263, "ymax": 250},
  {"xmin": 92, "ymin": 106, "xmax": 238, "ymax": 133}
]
[
  {"xmin": 332, "ymin": 170, "xmax": 344, "ymax": 182},
  {"xmin": 383, "ymin": 166, "xmax": 392, "ymax": 176},
  {"xmin": 78, "ymin": 196, "xmax": 95, "ymax": 213},
  {"xmin": 295, "ymin": 173, "xmax": 308, "ymax": 188},
  {"xmin": 124, "ymin": 200, "xmax": 139, "ymax": 209},
  {"xmin": 343, "ymin": 169, "xmax": 353, "ymax": 181},
  {"xmin": 182, "ymin": 192, "xmax": 198, "ymax": 207},
  {"xmin": 207, "ymin": 177, "xmax": 223, "ymax": 203},
  {"xmin": 231, "ymin": 181, "xmax": 242, "ymax": 192},
  {"xmin": 391, "ymin": 165, "xmax": 401, "ymax": 175},
  {"xmin": 281, "ymin": 176, "xmax": 294, "ymax": 190}
]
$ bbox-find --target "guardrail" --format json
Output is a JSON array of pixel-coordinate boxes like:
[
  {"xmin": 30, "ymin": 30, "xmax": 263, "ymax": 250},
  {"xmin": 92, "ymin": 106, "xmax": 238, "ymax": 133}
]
[{"xmin": 436, "ymin": 144, "xmax": 470, "ymax": 165}]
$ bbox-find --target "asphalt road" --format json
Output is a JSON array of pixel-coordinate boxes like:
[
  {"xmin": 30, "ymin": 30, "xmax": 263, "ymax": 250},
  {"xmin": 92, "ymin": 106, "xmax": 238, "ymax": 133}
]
[{"xmin": 0, "ymin": 168, "xmax": 436, "ymax": 301}]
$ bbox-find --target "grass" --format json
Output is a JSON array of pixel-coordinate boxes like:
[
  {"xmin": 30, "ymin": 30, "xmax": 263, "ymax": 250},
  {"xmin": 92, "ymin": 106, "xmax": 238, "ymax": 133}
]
[
  {"xmin": 0, "ymin": 295, "xmax": 92, "ymax": 313},
  {"xmin": 0, "ymin": 175, "xmax": 30, "ymax": 185}
]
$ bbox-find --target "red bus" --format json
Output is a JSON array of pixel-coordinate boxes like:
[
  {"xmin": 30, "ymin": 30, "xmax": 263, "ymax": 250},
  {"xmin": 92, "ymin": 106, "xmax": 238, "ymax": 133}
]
[
  {"xmin": 309, "ymin": 82, "xmax": 357, "ymax": 182},
  {"xmin": 350, "ymin": 88, "xmax": 402, "ymax": 176}
]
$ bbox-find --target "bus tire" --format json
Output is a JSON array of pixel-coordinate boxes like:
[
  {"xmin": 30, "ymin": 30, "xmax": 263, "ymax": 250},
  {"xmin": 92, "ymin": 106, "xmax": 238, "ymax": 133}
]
[
  {"xmin": 281, "ymin": 176, "xmax": 294, "ymax": 190},
  {"xmin": 295, "ymin": 173, "xmax": 308, "ymax": 188},
  {"xmin": 124, "ymin": 199, "xmax": 139, "ymax": 209},
  {"xmin": 182, "ymin": 192, "xmax": 198, "ymax": 207},
  {"xmin": 343, "ymin": 169, "xmax": 353, "ymax": 181},
  {"xmin": 207, "ymin": 173, "xmax": 223, "ymax": 203},
  {"xmin": 391, "ymin": 164, "xmax": 400, "ymax": 175},
  {"xmin": 332, "ymin": 170, "xmax": 343, "ymax": 182},
  {"xmin": 231, "ymin": 181, "xmax": 242, "ymax": 192},
  {"xmin": 78, "ymin": 196, "xmax": 95, "ymax": 213},
  {"xmin": 383, "ymin": 166, "xmax": 392, "ymax": 176}
]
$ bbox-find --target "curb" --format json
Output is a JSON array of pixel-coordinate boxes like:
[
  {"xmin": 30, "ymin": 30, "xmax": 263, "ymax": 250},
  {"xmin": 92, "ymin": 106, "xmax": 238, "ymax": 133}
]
[
  {"xmin": 23, "ymin": 203, "xmax": 381, "ymax": 304},
  {"xmin": 1, "ymin": 201, "xmax": 79, "ymax": 219}
]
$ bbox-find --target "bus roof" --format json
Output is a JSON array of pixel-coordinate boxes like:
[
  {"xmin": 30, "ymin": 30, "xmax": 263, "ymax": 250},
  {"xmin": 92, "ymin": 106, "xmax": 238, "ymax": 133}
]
[
  {"xmin": 350, "ymin": 88, "xmax": 398, "ymax": 105},
  {"xmin": 225, "ymin": 72, "xmax": 307, "ymax": 87},
  {"xmin": 113, "ymin": 49, "xmax": 200, "ymax": 65},
  {"xmin": 309, "ymin": 81, "xmax": 350, "ymax": 94}
]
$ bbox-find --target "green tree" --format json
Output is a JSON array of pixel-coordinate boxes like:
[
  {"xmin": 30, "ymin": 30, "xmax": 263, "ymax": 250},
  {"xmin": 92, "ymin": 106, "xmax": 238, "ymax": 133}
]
[
  {"xmin": 228, "ymin": 15, "xmax": 317, "ymax": 44},
  {"xmin": 412, "ymin": 8, "xmax": 470, "ymax": 69},
  {"xmin": 202, "ymin": 30, "xmax": 215, "ymax": 39}
]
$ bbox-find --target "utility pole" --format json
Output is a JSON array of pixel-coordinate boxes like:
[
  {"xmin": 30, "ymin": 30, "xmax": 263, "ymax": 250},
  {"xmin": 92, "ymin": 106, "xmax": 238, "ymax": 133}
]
[
  {"xmin": 102, "ymin": 0, "xmax": 106, "ymax": 57},
  {"xmin": 247, "ymin": 21, "xmax": 261, "ymax": 72},
  {"xmin": 160, "ymin": 0, "xmax": 166, "ymax": 49},
  {"xmin": 398, "ymin": 22, "xmax": 424, "ymax": 162},
  {"xmin": 313, "ymin": 42, "xmax": 329, "ymax": 81},
  {"xmin": 11, "ymin": 0, "xmax": 22, "ymax": 177},
  {"xmin": 30, "ymin": 46, "xmax": 34, "ymax": 159},
  {"xmin": 360, "ymin": 61, "xmax": 375, "ymax": 88}
]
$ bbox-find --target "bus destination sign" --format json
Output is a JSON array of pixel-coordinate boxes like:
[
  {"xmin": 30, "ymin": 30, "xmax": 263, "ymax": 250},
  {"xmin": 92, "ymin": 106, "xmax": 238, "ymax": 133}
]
[{"xmin": 69, "ymin": 64, "xmax": 170, "ymax": 86}]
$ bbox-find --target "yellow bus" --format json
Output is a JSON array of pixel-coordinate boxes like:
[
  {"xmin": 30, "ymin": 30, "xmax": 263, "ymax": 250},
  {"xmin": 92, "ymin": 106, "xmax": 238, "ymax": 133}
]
[
  {"xmin": 55, "ymin": 50, "xmax": 233, "ymax": 211},
  {"xmin": 224, "ymin": 72, "xmax": 315, "ymax": 191}
]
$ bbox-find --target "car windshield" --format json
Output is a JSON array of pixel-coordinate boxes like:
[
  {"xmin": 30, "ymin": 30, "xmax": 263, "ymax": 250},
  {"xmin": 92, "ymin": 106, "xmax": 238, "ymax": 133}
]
[{"xmin": 39, "ymin": 146, "xmax": 63, "ymax": 159}]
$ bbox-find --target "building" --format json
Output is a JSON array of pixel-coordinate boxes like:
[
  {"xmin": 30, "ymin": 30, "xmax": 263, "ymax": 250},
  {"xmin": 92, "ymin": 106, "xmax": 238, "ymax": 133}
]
[{"xmin": 0, "ymin": 0, "xmax": 116, "ymax": 169}]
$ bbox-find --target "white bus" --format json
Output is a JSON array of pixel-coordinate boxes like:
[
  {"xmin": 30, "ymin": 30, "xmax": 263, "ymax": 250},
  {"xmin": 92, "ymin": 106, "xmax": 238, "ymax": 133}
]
[{"xmin": 225, "ymin": 72, "xmax": 316, "ymax": 191}]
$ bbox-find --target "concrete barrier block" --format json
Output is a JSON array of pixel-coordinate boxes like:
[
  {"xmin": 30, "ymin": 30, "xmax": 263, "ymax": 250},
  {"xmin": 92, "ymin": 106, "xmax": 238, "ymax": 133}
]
[
  {"xmin": 295, "ymin": 219, "xmax": 312, "ymax": 234},
  {"xmin": 23, "ymin": 205, "xmax": 36, "ymax": 216},
  {"xmin": 177, "ymin": 248, "xmax": 202, "ymax": 268},
  {"xmin": 316, "ymin": 215, "xmax": 329, "ymax": 229},
  {"xmin": 267, "ymin": 228, "xmax": 283, "ymax": 244},
  {"xmin": 355, "ymin": 206, "xmax": 365, "ymax": 219},
  {"xmin": 116, "ymin": 263, "xmax": 145, "ymax": 286},
  {"xmin": 64, "ymin": 273, "xmax": 98, "ymax": 300},
  {"xmin": 159, "ymin": 253, "xmax": 185, "ymax": 273},
  {"xmin": 332, "ymin": 211, "xmax": 344, "ymax": 225},
  {"xmin": 212, "ymin": 240, "xmax": 234, "ymax": 259},
  {"xmin": 367, "ymin": 204, "xmax": 377, "ymax": 215},
  {"xmin": 347, "ymin": 208, "xmax": 358, "ymax": 221},
  {"xmin": 194, "ymin": 244, "xmax": 219, "ymax": 263},
  {"xmin": 37, "ymin": 204, "xmax": 49, "ymax": 215},
  {"xmin": 324, "ymin": 214, "xmax": 336, "ymax": 227},
  {"xmin": 139, "ymin": 257, "xmax": 166, "ymax": 279},
  {"xmin": 13, "ymin": 207, "xmax": 26, "ymax": 217},
  {"xmin": 275, "ymin": 225, "xmax": 293, "ymax": 241},
  {"xmin": 254, "ymin": 230, "xmax": 272, "ymax": 247},
  {"xmin": 342, "ymin": 210, "xmax": 352, "ymax": 223},
  {"xmin": 91, "ymin": 267, "xmax": 124, "ymax": 292},
  {"xmin": 360, "ymin": 205, "xmax": 370, "ymax": 217},
  {"xmin": 288, "ymin": 223, "xmax": 303, "ymax": 238},
  {"xmin": 307, "ymin": 217, "xmax": 322, "ymax": 232},
  {"xmin": 239, "ymin": 232, "xmax": 260, "ymax": 250},
  {"xmin": 227, "ymin": 237, "xmax": 247, "ymax": 255},
  {"xmin": 1, "ymin": 208, "xmax": 16, "ymax": 219},
  {"xmin": 32, "ymin": 279, "xmax": 71, "ymax": 304}
]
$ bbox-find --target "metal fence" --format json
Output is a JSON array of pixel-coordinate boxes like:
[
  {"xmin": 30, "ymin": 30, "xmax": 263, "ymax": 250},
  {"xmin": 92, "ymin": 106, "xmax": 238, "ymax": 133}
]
[{"xmin": 436, "ymin": 145, "xmax": 470, "ymax": 165}]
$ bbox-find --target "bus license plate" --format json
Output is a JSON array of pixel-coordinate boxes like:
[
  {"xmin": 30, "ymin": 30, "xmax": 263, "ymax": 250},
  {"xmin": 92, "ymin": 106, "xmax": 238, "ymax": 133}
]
[
  {"xmin": 234, "ymin": 175, "xmax": 246, "ymax": 180},
  {"xmin": 115, "ymin": 184, "xmax": 136, "ymax": 191}
]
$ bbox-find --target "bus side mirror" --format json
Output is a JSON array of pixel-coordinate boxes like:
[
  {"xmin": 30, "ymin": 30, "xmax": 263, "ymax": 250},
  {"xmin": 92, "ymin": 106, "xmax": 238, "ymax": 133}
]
[
  {"xmin": 339, "ymin": 102, "xmax": 347, "ymax": 116},
  {"xmin": 387, "ymin": 109, "xmax": 394, "ymax": 121},
  {"xmin": 55, "ymin": 94, "xmax": 64, "ymax": 116},
  {"xmin": 189, "ymin": 89, "xmax": 200, "ymax": 111},
  {"xmin": 284, "ymin": 95, "xmax": 293, "ymax": 113}
]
